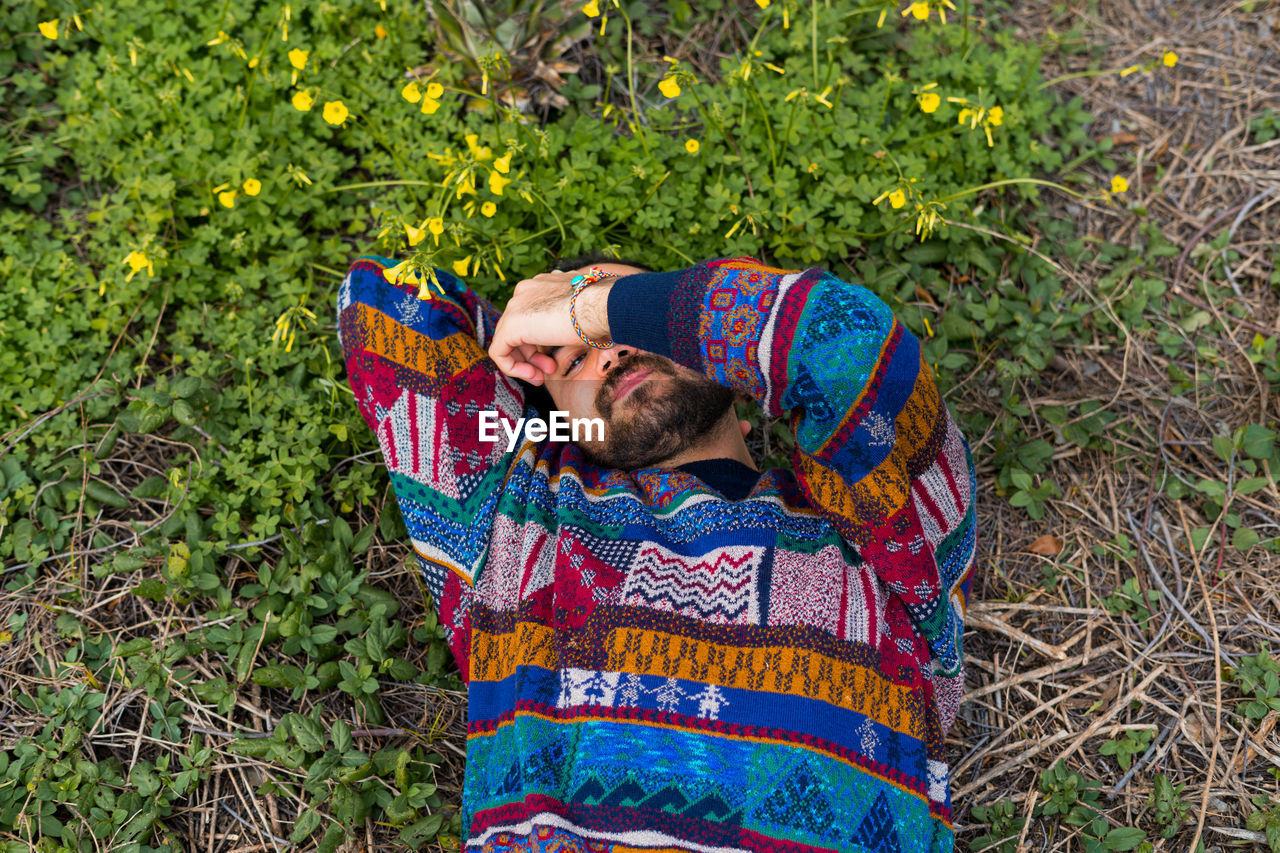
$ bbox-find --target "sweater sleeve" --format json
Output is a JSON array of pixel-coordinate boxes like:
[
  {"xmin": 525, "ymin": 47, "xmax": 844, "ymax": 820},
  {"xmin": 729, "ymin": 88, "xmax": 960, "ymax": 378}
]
[
  {"xmin": 607, "ymin": 257, "xmax": 979, "ymax": 695},
  {"xmin": 337, "ymin": 256, "xmax": 526, "ymax": 674}
]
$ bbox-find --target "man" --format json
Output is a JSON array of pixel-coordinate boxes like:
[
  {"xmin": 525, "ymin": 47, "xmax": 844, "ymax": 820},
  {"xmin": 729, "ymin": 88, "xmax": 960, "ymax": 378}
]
[{"xmin": 337, "ymin": 253, "xmax": 978, "ymax": 852}]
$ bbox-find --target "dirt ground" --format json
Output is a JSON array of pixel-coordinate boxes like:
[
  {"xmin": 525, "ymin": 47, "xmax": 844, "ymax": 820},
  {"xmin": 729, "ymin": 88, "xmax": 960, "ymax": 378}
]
[{"xmin": 951, "ymin": 0, "xmax": 1280, "ymax": 849}]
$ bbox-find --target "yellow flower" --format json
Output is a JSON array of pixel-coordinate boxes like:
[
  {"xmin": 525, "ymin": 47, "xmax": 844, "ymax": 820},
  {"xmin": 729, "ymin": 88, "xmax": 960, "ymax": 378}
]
[
  {"xmin": 426, "ymin": 82, "xmax": 444, "ymax": 99},
  {"xmin": 455, "ymin": 171, "xmax": 477, "ymax": 199},
  {"xmin": 489, "ymin": 171, "xmax": 510, "ymax": 195},
  {"xmin": 405, "ymin": 222, "xmax": 426, "ymax": 246},
  {"xmin": 905, "ymin": 2, "xmax": 930, "ymax": 20},
  {"xmin": 402, "ymin": 81, "xmax": 422, "ymax": 102},
  {"xmin": 384, "ymin": 258, "xmax": 424, "ymax": 289},
  {"xmin": 121, "ymin": 251, "xmax": 154, "ymax": 282},
  {"xmin": 755, "ymin": 0, "xmax": 770, "ymax": 6},
  {"xmin": 288, "ymin": 48, "xmax": 308, "ymax": 70},
  {"xmin": 1111, "ymin": 175, "xmax": 1129, "ymax": 193},
  {"xmin": 493, "ymin": 153, "xmax": 512, "ymax": 174},
  {"xmin": 889, "ymin": 189, "xmax": 906, "ymax": 209},
  {"xmin": 918, "ymin": 92, "xmax": 940, "ymax": 113},
  {"xmin": 464, "ymin": 134, "xmax": 493, "ymax": 161},
  {"xmin": 243, "ymin": 178, "xmax": 261, "ymax": 196},
  {"xmin": 292, "ymin": 90, "xmax": 314, "ymax": 111},
  {"xmin": 987, "ymin": 105, "xmax": 1003, "ymax": 126},
  {"xmin": 218, "ymin": 190, "xmax": 237, "ymax": 208},
  {"xmin": 481, "ymin": 201, "xmax": 497, "ymax": 217},
  {"xmin": 38, "ymin": 19, "xmax": 59, "ymax": 40},
  {"xmin": 1119, "ymin": 65, "xmax": 1140, "ymax": 77},
  {"xmin": 658, "ymin": 77, "xmax": 681, "ymax": 98},
  {"xmin": 383, "ymin": 259, "xmax": 422, "ymax": 287},
  {"xmin": 420, "ymin": 97, "xmax": 440, "ymax": 114},
  {"xmin": 376, "ymin": 24, "xmax": 388, "ymax": 39},
  {"xmin": 915, "ymin": 201, "xmax": 945, "ymax": 239},
  {"xmin": 583, "ymin": 0, "xmax": 600, "ymax": 16},
  {"xmin": 685, "ymin": 139, "xmax": 700, "ymax": 154},
  {"xmin": 426, "ymin": 217, "xmax": 444, "ymax": 236},
  {"xmin": 453, "ymin": 256, "xmax": 473, "ymax": 277},
  {"xmin": 1163, "ymin": 51, "xmax": 1178, "ymax": 67},
  {"xmin": 322, "ymin": 100, "xmax": 349, "ymax": 125}
]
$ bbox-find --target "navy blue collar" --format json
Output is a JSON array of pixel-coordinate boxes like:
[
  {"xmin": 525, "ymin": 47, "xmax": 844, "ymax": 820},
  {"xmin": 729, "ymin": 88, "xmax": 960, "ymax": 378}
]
[{"xmin": 674, "ymin": 457, "xmax": 762, "ymax": 501}]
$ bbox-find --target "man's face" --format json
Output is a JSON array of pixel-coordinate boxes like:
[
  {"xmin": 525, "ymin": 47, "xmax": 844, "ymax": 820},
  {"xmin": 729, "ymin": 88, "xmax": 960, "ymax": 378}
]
[{"xmin": 538, "ymin": 263, "xmax": 735, "ymax": 469}]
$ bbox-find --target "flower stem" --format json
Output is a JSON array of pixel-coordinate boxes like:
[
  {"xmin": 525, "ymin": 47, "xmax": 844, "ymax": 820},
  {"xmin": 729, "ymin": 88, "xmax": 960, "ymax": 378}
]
[
  {"xmin": 937, "ymin": 177, "xmax": 1096, "ymax": 204},
  {"xmin": 619, "ymin": 8, "xmax": 650, "ymax": 157},
  {"xmin": 746, "ymin": 84, "xmax": 778, "ymax": 174},
  {"xmin": 811, "ymin": 0, "xmax": 820, "ymax": 88},
  {"xmin": 521, "ymin": 186, "xmax": 568, "ymax": 245},
  {"xmin": 1038, "ymin": 65, "xmax": 1139, "ymax": 90},
  {"xmin": 779, "ymin": 97, "xmax": 802, "ymax": 166},
  {"xmin": 599, "ymin": 171, "xmax": 671, "ymax": 235},
  {"xmin": 688, "ymin": 88, "xmax": 756, "ymax": 201}
]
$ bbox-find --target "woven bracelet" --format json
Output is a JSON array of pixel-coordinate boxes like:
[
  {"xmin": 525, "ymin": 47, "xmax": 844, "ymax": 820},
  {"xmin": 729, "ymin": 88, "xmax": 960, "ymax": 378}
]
[{"xmin": 568, "ymin": 267, "xmax": 616, "ymax": 350}]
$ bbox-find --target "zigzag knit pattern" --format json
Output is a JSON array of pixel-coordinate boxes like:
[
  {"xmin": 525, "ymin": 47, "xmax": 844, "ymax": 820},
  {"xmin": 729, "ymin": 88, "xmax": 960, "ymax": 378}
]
[{"xmin": 338, "ymin": 255, "xmax": 979, "ymax": 853}]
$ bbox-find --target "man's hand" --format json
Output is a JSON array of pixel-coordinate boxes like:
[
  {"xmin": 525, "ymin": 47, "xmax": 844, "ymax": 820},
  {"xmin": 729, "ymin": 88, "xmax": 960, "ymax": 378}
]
[{"xmin": 488, "ymin": 270, "xmax": 613, "ymax": 385}]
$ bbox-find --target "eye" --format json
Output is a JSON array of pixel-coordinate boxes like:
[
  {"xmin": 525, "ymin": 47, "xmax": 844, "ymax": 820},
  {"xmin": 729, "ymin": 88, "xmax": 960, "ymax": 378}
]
[{"xmin": 561, "ymin": 351, "xmax": 585, "ymax": 377}]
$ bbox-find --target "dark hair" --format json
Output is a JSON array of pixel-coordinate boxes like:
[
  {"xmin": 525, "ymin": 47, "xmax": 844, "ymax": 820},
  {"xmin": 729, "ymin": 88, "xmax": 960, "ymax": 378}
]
[{"xmin": 552, "ymin": 253, "xmax": 652, "ymax": 273}]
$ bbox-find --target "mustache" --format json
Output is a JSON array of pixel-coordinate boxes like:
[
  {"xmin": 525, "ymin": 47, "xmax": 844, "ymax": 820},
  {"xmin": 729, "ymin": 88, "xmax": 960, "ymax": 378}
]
[
  {"xmin": 599, "ymin": 353, "xmax": 675, "ymax": 397},
  {"xmin": 594, "ymin": 353, "xmax": 677, "ymax": 417}
]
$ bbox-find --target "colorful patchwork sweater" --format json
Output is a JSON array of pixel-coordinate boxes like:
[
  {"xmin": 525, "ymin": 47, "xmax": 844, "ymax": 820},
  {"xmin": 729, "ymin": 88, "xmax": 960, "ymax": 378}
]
[{"xmin": 337, "ymin": 255, "xmax": 978, "ymax": 853}]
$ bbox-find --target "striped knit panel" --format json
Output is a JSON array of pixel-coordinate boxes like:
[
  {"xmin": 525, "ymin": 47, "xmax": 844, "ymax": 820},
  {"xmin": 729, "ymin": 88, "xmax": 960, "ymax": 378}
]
[
  {"xmin": 658, "ymin": 258, "xmax": 978, "ymax": 726},
  {"xmin": 337, "ymin": 256, "xmax": 527, "ymax": 675},
  {"xmin": 461, "ymin": 453, "xmax": 957, "ymax": 850}
]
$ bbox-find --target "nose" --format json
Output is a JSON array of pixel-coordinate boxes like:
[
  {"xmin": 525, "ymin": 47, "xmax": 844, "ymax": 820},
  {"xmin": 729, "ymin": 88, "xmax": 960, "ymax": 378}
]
[{"xmin": 597, "ymin": 345, "xmax": 634, "ymax": 376}]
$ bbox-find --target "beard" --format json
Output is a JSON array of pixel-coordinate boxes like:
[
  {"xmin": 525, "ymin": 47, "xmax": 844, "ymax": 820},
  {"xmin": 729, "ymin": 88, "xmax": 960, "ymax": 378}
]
[{"xmin": 579, "ymin": 353, "xmax": 736, "ymax": 470}]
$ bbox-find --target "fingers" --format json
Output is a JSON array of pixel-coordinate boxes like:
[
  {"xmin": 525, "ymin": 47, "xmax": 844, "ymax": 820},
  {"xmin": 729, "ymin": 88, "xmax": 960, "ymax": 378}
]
[
  {"xmin": 489, "ymin": 336, "xmax": 554, "ymax": 386},
  {"xmin": 529, "ymin": 351, "xmax": 557, "ymax": 376}
]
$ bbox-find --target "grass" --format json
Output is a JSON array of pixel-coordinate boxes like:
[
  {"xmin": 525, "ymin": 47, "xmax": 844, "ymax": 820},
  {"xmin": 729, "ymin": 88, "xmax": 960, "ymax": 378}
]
[{"xmin": 2, "ymin": 0, "xmax": 1279, "ymax": 849}]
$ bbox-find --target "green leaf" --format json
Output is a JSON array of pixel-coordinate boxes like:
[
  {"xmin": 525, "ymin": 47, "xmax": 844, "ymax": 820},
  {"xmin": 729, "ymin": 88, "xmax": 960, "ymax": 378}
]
[
  {"xmin": 352, "ymin": 522, "xmax": 376, "ymax": 555},
  {"xmin": 252, "ymin": 664, "xmax": 307, "ymax": 689},
  {"xmin": 399, "ymin": 813, "xmax": 444, "ymax": 846},
  {"xmin": 1242, "ymin": 424, "xmax": 1276, "ymax": 460},
  {"xmin": 1233, "ymin": 527, "xmax": 1261, "ymax": 551},
  {"xmin": 1105, "ymin": 819, "xmax": 1146, "ymax": 845},
  {"xmin": 1237, "ymin": 477, "xmax": 1271, "ymax": 495},
  {"xmin": 332, "ymin": 719, "xmax": 352, "ymax": 753},
  {"xmin": 115, "ymin": 638, "xmax": 154, "ymax": 657},
  {"xmin": 291, "ymin": 806, "xmax": 322, "ymax": 842},
  {"xmin": 133, "ymin": 578, "xmax": 168, "ymax": 601},
  {"xmin": 290, "ymin": 713, "xmax": 326, "ymax": 753}
]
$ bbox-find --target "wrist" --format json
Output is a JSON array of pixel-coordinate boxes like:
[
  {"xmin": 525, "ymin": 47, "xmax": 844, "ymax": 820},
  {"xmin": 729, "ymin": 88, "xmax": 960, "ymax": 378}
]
[
  {"xmin": 567, "ymin": 268, "xmax": 616, "ymax": 348},
  {"xmin": 574, "ymin": 279, "xmax": 614, "ymax": 343}
]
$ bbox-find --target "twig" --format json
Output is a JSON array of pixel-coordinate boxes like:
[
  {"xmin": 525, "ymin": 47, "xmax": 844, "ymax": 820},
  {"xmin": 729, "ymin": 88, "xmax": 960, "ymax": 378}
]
[
  {"xmin": 1122, "ymin": 509, "xmax": 1212, "ymax": 649},
  {"xmin": 219, "ymin": 801, "xmax": 291, "ymax": 848},
  {"xmin": 1112, "ymin": 714, "xmax": 1178, "ymax": 793},
  {"xmin": 966, "ymin": 608, "xmax": 1071, "ymax": 660},
  {"xmin": 0, "ymin": 390, "xmax": 117, "ymax": 458},
  {"xmin": 1050, "ymin": 664, "xmax": 1169, "ymax": 766},
  {"xmin": 1178, "ymin": 501, "xmax": 1223, "ymax": 853},
  {"xmin": 2, "ymin": 463, "xmax": 195, "ymax": 574},
  {"xmin": 964, "ymin": 640, "xmax": 1122, "ymax": 701},
  {"xmin": 1221, "ymin": 185, "xmax": 1278, "ymax": 296}
]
